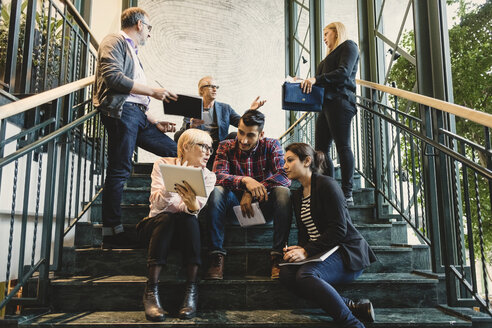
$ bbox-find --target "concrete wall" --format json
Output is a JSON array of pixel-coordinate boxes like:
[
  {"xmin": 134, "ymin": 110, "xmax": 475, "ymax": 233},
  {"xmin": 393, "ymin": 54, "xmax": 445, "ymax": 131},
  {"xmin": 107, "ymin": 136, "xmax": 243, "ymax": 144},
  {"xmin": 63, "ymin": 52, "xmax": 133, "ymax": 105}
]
[{"xmin": 136, "ymin": 0, "xmax": 286, "ymax": 162}]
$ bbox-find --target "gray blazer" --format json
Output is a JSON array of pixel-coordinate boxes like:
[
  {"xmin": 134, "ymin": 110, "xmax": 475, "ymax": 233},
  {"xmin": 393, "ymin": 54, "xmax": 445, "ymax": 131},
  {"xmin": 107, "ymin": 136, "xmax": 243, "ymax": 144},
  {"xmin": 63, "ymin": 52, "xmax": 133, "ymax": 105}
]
[{"xmin": 93, "ymin": 33, "xmax": 135, "ymax": 118}]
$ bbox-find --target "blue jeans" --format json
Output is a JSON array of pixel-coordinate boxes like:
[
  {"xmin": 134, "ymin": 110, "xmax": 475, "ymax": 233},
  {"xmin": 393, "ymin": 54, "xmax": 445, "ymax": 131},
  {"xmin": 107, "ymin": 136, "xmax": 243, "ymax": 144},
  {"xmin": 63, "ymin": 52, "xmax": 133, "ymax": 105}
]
[
  {"xmin": 279, "ymin": 250, "xmax": 365, "ymax": 328},
  {"xmin": 206, "ymin": 186, "xmax": 291, "ymax": 254},
  {"xmin": 315, "ymin": 97, "xmax": 356, "ymax": 198},
  {"xmin": 100, "ymin": 103, "xmax": 177, "ymax": 231}
]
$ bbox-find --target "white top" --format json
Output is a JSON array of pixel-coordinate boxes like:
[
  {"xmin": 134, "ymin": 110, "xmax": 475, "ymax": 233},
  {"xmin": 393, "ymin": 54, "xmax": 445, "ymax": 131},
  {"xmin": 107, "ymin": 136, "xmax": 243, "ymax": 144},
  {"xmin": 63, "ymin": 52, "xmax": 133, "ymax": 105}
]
[
  {"xmin": 148, "ymin": 157, "xmax": 216, "ymax": 218},
  {"xmin": 120, "ymin": 30, "xmax": 150, "ymax": 107}
]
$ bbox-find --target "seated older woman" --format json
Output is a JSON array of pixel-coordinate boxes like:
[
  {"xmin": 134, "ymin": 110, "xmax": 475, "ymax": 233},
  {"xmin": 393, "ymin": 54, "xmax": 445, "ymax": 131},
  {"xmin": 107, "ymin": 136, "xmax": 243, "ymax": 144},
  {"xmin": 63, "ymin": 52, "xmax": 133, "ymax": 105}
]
[{"xmin": 136, "ymin": 129, "xmax": 216, "ymax": 322}]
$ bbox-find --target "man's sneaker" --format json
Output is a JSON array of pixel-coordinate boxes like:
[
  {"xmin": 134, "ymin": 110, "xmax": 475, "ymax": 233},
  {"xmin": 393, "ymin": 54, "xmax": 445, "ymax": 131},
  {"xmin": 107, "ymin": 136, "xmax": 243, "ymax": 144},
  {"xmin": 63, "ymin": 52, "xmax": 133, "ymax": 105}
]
[
  {"xmin": 345, "ymin": 196, "xmax": 354, "ymax": 206},
  {"xmin": 101, "ymin": 231, "xmax": 138, "ymax": 249},
  {"xmin": 204, "ymin": 253, "xmax": 224, "ymax": 280}
]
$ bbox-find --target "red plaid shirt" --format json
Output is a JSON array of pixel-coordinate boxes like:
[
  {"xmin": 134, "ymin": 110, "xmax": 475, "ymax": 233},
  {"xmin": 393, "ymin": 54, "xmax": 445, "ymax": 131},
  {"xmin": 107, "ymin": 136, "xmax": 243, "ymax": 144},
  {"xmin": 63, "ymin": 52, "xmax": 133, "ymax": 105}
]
[{"xmin": 213, "ymin": 137, "xmax": 291, "ymax": 191}]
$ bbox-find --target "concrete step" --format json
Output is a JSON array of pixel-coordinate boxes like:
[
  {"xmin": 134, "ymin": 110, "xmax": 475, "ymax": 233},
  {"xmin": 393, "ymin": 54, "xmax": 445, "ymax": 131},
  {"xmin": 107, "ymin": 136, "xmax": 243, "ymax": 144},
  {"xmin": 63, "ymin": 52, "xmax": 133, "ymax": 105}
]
[
  {"xmin": 112, "ymin": 184, "xmax": 376, "ymax": 205},
  {"xmin": 62, "ymin": 244, "xmax": 429, "ymax": 277},
  {"xmin": 74, "ymin": 221, "xmax": 404, "ymax": 249},
  {"xmin": 18, "ymin": 308, "xmax": 472, "ymax": 327},
  {"xmin": 86, "ymin": 203, "xmax": 385, "ymax": 225},
  {"xmin": 48, "ymin": 273, "xmax": 439, "ymax": 311}
]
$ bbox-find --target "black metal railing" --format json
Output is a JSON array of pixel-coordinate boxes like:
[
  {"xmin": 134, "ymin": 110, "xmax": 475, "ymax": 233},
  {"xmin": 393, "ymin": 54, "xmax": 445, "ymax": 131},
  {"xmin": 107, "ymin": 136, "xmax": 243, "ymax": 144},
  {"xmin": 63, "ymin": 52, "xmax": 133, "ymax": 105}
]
[
  {"xmin": 0, "ymin": 76, "xmax": 105, "ymax": 311},
  {"xmin": 279, "ymin": 81, "xmax": 492, "ymax": 316},
  {"xmin": 0, "ymin": 0, "xmax": 97, "ymax": 97},
  {"xmin": 0, "ymin": 0, "xmax": 101, "ymax": 312}
]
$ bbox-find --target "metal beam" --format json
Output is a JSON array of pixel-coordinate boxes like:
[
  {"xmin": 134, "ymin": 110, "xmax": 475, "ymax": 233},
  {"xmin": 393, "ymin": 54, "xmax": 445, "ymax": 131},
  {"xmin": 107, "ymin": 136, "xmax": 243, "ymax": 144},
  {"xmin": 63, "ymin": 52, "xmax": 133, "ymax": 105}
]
[{"xmin": 4, "ymin": 0, "xmax": 21, "ymax": 92}]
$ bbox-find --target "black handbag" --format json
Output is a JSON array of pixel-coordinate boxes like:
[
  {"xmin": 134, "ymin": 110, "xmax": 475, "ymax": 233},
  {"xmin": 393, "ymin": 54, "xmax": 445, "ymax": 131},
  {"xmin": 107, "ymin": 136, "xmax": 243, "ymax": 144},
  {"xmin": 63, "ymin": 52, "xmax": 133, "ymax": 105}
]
[{"xmin": 282, "ymin": 82, "xmax": 324, "ymax": 112}]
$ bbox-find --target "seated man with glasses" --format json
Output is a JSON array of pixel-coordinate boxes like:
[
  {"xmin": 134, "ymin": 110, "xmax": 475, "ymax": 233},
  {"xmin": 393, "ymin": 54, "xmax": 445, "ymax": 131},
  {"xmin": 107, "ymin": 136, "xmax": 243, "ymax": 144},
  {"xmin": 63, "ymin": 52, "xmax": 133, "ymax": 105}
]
[
  {"xmin": 174, "ymin": 76, "xmax": 266, "ymax": 170},
  {"xmin": 204, "ymin": 110, "xmax": 292, "ymax": 280}
]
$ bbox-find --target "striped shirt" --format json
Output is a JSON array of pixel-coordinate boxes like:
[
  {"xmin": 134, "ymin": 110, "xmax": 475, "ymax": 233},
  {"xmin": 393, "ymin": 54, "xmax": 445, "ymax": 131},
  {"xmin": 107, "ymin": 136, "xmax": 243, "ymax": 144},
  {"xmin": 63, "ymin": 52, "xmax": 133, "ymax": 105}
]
[{"xmin": 301, "ymin": 195, "xmax": 321, "ymax": 241}]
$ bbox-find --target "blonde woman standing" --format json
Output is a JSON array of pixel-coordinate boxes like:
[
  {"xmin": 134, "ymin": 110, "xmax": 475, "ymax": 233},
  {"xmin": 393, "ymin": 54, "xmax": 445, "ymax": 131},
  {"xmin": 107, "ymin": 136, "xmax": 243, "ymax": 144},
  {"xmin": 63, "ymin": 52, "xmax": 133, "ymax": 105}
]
[{"xmin": 300, "ymin": 22, "xmax": 359, "ymax": 205}]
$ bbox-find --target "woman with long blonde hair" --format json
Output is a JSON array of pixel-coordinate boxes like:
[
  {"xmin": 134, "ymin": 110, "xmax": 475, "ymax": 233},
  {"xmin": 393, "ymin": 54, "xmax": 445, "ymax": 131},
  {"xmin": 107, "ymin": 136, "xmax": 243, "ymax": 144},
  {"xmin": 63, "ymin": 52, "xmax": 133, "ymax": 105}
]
[{"xmin": 300, "ymin": 22, "xmax": 359, "ymax": 205}]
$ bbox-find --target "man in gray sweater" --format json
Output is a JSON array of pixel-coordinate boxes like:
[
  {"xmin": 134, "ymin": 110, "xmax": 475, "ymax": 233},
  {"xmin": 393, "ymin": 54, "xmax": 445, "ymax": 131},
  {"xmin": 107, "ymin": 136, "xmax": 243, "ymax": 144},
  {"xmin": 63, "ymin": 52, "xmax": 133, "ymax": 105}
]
[{"xmin": 94, "ymin": 7, "xmax": 177, "ymax": 249}]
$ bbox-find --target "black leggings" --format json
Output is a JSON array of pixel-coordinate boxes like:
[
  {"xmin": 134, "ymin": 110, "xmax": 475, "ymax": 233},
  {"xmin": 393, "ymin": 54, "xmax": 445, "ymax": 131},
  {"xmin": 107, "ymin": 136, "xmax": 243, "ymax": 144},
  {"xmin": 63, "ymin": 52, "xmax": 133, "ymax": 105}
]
[
  {"xmin": 315, "ymin": 97, "xmax": 356, "ymax": 198},
  {"xmin": 136, "ymin": 212, "xmax": 201, "ymax": 266}
]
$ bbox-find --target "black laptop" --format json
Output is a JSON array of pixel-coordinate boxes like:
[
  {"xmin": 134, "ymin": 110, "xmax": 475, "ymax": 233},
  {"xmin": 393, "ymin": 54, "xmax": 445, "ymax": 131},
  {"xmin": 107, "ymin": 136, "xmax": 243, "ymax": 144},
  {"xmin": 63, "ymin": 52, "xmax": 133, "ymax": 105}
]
[{"xmin": 163, "ymin": 94, "xmax": 203, "ymax": 119}]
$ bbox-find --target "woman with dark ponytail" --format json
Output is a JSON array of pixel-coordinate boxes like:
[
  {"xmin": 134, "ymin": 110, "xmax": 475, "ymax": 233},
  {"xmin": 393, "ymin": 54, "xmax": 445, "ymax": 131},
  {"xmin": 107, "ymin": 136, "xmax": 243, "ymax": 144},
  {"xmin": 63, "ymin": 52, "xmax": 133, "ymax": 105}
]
[{"xmin": 281, "ymin": 142, "xmax": 377, "ymax": 327}]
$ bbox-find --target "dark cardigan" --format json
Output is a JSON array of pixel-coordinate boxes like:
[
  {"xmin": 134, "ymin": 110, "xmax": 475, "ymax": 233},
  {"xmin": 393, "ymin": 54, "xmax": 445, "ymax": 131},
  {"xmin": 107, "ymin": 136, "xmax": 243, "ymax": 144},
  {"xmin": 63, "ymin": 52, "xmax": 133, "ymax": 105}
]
[{"xmin": 292, "ymin": 173, "xmax": 377, "ymax": 271}]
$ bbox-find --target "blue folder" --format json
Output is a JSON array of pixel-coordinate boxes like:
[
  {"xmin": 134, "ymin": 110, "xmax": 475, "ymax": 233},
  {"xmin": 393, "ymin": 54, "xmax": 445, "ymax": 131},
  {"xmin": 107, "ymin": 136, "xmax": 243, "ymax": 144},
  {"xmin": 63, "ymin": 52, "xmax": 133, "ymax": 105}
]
[{"xmin": 282, "ymin": 82, "xmax": 324, "ymax": 112}]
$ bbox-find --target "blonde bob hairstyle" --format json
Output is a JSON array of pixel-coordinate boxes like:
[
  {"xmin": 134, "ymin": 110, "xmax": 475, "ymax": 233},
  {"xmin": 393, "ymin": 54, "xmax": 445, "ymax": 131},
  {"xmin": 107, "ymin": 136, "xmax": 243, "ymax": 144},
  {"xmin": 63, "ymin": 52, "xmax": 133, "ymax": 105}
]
[
  {"xmin": 197, "ymin": 76, "xmax": 214, "ymax": 97},
  {"xmin": 324, "ymin": 22, "xmax": 348, "ymax": 55},
  {"xmin": 177, "ymin": 128, "xmax": 213, "ymax": 159}
]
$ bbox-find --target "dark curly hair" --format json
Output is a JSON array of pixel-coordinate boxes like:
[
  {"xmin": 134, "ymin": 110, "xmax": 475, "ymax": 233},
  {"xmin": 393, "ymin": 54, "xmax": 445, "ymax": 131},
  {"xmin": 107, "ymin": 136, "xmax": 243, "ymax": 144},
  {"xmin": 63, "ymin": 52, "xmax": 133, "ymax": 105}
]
[{"xmin": 285, "ymin": 142, "xmax": 326, "ymax": 174}]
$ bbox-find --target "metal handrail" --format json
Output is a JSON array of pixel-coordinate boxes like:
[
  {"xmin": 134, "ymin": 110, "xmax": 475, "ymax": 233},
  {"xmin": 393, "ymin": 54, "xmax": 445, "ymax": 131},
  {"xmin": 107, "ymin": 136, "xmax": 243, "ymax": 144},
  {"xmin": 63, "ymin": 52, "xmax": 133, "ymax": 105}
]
[
  {"xmin": 279, "ymin": 84, "xmax": 492, "ymax": 316},
  {"xmin": 280, "ymin": 79, "xmax": 492, "ymax": 140},
  {"xmin": 355, "ymin": 79, "xmax": 492, "ymax": 129},
  {"xmin": 0, "ymin": 110, "xmax": 98, "ymax": 168},
  {"xmin": 0, "ymin": 76, "xmax": 94, "ymax": 120}
]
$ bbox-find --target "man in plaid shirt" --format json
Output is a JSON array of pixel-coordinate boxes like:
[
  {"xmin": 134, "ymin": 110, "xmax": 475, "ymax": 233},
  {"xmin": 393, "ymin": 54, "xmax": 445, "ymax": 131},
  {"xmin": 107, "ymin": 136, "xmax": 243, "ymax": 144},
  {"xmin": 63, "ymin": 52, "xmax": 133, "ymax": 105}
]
[{"xmin": 204, "ymin": 110, "xmax": 292, "ymax": 280}]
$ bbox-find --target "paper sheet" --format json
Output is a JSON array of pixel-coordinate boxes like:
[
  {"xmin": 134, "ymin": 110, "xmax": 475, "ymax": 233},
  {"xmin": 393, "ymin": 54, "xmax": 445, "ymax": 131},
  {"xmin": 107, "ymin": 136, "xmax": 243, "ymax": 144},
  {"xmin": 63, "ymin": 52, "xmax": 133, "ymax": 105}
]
[{"xmin": 233, "ymin": 202, "xmax": 266, "ymax": 227}]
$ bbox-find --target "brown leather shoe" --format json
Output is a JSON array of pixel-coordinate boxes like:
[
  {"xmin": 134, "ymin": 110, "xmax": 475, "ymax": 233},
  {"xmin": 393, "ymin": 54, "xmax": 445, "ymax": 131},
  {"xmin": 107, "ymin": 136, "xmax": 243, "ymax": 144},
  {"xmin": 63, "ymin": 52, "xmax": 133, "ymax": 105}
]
[
  {"xmin": 204, "ymin": 253, "xmax": 224, "ymax": 280},
  {"xmin": 270, "ymin": 254, "xmax": 281, "ymax": 280}
]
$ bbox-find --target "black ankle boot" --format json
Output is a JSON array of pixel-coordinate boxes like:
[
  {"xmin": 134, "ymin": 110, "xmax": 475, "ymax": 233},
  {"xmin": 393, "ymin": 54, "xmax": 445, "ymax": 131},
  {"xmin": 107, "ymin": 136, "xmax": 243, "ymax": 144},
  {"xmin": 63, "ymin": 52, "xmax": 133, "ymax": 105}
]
[
  {"xmin": 179, "ymin": 282, "xmax": 198, "ymax": 319},
  {"xmin": 143, "ymin": 282, "xmax": 166, "ymax": 322},
  {"xmin": 345, "ymin": 298, "xmax": 375, "ymax": 323}
]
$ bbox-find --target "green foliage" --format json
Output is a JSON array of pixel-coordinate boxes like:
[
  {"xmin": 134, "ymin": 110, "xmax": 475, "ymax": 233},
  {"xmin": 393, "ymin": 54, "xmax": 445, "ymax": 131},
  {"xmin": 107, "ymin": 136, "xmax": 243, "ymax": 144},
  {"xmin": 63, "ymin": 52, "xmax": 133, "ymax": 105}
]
[
  {"xmin": 387, "ymin": 1, "xmax": 492, "ymax": 262},
  {"xmin": 0, "ymin": 1, "xmax": 69, "ymax": 89}
]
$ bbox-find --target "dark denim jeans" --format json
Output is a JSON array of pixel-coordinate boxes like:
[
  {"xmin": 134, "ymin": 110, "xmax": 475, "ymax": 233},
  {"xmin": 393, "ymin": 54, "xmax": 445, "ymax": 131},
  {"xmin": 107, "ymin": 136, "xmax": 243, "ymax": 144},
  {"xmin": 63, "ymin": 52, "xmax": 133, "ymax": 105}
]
[
  {"xmin": 100, "ymin": 103, "xmax": 177, "ymax": 232},
  {"xmin": 206, "ymin": 186, "xmax": 291, "ymax": 254},
  {"xmin": 315, "ymin": 97, "xmax": 356, "ymax": 198},
  {"xmin": 279, "ymin": 250, "xmax": 365, "ymax": 328}
]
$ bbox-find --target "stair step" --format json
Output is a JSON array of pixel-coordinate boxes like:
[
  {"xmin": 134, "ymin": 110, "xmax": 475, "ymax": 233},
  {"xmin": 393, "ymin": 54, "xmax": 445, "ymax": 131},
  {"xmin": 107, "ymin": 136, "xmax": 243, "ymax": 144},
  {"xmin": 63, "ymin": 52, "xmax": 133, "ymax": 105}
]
[
  {"xmin": 48, "ymin": 273, "xmax": 438, "ymax": 311},
  {"xmin": 62, "ymin": 245, "xmax": 422, "ymax": 277},
  {"xmin": 114, "ymin": 185, "xmax": 376, "ymax": 205},
  {"xmin": 74, "ymin": 221, "xmax": 401, "ymax": 248},
  {"xmin": 19, "ymin": 308, "xmax": 471, "ymax": 327},
  {"xmin": 87, "ymin": 203, "xmax": 384, "ymax": 224}
]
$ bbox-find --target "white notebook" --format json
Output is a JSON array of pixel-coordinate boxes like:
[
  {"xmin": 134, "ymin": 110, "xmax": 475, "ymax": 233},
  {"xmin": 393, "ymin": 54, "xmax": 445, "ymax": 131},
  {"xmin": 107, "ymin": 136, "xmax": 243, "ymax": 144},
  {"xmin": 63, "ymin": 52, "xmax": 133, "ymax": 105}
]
[
  {"xmin": 279, "ymin": 246, "xmax": 340, "ymax": 266},
  {"xmin": 233, "ymin": 202, "xmax": 266, "ymax": 227}
]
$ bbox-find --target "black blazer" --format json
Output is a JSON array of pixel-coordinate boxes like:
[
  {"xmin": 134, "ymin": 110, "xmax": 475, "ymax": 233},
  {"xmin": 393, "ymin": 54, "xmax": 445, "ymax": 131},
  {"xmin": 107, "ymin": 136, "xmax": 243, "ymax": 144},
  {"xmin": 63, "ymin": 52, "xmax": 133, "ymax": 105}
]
[
  {"xmin": 314, "ymin": 40, "xmax": 359, "ymax": 104},
  {"xmin": 292, "ymin": 173, "xmax": 377, "ymax": 271}
]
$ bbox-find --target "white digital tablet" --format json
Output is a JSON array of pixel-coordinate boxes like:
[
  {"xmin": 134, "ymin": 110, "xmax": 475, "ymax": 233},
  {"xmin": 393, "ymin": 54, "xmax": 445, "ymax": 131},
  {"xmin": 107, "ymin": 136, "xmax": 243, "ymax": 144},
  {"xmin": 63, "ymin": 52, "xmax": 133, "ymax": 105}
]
[{"xmin": 159, "ymin": 163, "xmax": 207, "ymax": 197}]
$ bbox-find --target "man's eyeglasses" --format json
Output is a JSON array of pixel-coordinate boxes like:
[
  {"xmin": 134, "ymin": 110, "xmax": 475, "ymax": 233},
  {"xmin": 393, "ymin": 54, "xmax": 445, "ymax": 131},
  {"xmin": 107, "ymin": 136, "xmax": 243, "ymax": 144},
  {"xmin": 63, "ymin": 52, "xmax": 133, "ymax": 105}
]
[
  {"xmin": 196, "ymin": 143, "xmax": 213, "ymax": 154},
  {"xmin": 200, "ymin": 84, "xmax": 219, "ymax": 89},
  {"xmin": 141, "ymin": 21, "xmax": 152, "ymax": 32}
]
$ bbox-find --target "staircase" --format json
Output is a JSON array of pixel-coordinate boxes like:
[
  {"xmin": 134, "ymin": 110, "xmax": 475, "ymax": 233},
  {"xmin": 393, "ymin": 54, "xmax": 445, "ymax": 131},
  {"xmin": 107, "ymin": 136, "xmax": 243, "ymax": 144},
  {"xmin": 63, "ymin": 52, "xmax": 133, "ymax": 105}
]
[{"xmin": 18, "ymin": 163, "xmax": 478, "ymax": 327}]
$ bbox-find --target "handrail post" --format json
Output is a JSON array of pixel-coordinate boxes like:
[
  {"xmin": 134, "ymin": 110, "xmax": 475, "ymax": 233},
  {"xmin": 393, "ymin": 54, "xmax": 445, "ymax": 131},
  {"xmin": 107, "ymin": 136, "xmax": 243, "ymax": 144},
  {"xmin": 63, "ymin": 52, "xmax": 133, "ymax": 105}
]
[
  {"xmin": 38, "ymin": 97, "xmax": 61, "ymax": 304},
  {"xmin": 20, "ymin": 0, "xmax": 38, "ymax": 94},
  {"xmin": 4, "ymin": 0, "xmax": 21, "ymax": 93},
  {"xmin": 414, "ymin": 0, "xmax": 463, "ymax": 306},
  {"xmin": 52, "ymin": 94, "xmax": 73, "ymax": 271}
]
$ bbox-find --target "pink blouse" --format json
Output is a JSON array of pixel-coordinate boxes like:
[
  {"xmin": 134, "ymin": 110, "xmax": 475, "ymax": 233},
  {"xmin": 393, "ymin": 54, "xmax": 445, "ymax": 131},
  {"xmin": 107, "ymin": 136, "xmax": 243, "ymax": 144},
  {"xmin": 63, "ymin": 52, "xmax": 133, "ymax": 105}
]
[{"xmin": 148, "ymin": 157, "xmax": 216, "ymax": 218}]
